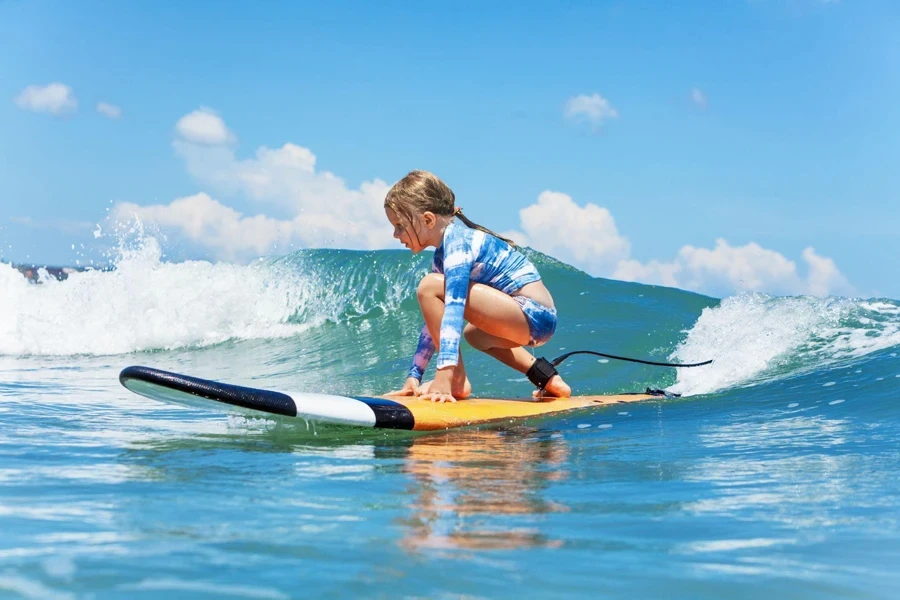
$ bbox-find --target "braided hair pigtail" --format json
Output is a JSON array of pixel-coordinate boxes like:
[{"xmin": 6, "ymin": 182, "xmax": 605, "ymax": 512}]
[{"xmin": 453, "ymin": 207, "xmax": 518, "ymax": 248}]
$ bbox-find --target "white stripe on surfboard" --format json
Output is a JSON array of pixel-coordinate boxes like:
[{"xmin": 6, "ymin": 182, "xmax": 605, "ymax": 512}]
[
  {"xmin": 288, "ymin": 393, "xmax": 377, "ymax": 428},
  {"xmin": 124, "ymin": 377, "xmax": 378, "ymax": 427}
]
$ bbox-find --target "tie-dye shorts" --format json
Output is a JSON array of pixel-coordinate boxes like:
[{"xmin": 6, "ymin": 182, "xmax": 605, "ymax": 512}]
[{"xmin": 512, "ymin": 296, "xmax": 558, "ymax": 347}]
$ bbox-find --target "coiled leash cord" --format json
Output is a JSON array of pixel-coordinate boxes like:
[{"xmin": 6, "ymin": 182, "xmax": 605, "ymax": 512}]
[{"xmin": 526, "ymin": 350, "xmax": 713, "ymax": 396}]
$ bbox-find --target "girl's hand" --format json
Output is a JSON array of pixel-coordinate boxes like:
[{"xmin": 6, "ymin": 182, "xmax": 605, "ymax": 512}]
[
  {"xmin": 418, "ymin": 368, "xmax": 457, "ymax": 404},
  {"xmin": 386, "ymin": 377, "xmax": 419, "ymax": 397}
]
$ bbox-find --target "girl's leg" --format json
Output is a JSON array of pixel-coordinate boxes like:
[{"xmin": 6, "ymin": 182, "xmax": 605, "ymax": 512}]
[
  {"xmin": 416, "ymin": 273, "xmax": 570, "ymax": 398},
  {"xmin": 463, "ymin": 326, "xmax": 571, "ymax": 398}
]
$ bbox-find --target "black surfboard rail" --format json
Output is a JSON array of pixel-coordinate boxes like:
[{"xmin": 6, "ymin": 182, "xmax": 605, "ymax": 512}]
[{"xmin": 119, "ymin": 366, "xmax": 298, "ymax": 417}]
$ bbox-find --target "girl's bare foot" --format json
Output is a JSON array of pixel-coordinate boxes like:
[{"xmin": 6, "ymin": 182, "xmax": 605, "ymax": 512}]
[
  {"xmin": 532, "ymin": 374, "xmax": 571, "ymax": 399},
  {"xmin": 418, "ymin": 377, "xmax": 472, "ymax": 399}
]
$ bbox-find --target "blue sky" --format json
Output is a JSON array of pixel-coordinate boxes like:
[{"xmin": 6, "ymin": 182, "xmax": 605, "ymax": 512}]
[{"xmin": 2, "ymin": 0, "xmax": 898, "ymax": 298}]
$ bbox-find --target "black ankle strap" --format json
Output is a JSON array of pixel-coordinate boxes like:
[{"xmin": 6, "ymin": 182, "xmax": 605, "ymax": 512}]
[{"xmin": 526, "ymin": 357, "xmax": 558, "ymax": 390}]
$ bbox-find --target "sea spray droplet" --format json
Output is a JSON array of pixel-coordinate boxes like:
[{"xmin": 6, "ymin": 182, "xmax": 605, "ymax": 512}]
[
  {"xmin": 577, "ymin": 424, "xmax": 591, "ymax": 429},
  {"xmin": 829, "ymin": 399, "xmax": 845, "ymax": 405},
  {"xmin": 598, "ymin": 424, "xmax": 612, "ymax": 429},
  {"xmin": 823, "ymin": 382, "xmax": 836, "ymax": 387},
  {"xmin": 598, "ymin": 359, "xmax": 609, "ymax": 364},
  {"xmin": 788, "ymin": 403, "xmax": 799, "ymax": 408}
]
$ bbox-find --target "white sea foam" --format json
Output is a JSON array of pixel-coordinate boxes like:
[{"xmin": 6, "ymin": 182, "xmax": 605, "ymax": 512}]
[
  {"xmin": 0, "ymin": 236, "xmax": 321, "ymax": 356},
  {"xmin": 669, "ymin": 293, "xmax": 900, "ymax": 396}
]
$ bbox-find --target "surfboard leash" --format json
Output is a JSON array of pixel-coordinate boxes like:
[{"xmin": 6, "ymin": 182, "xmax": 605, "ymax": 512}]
[
  {"xmin": 526, "ymin": 351, "xmax": 712, "ymax": 395},
  {"xmin": 550, "ymin": 351, "xmax": 713, "ymax": 369}
]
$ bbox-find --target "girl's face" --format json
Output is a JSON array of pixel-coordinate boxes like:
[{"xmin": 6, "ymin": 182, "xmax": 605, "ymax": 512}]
[{"xmin": 385, "ymin": 206, "xmax": 426, "ymax": 254}]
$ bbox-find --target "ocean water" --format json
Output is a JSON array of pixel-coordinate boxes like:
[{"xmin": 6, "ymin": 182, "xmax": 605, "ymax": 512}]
[{"xmin": 1, "ymin": 237, "xmax": 899, "ymax": 599}]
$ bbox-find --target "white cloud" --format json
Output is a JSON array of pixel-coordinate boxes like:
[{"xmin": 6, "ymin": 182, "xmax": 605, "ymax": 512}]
[
  {"xmin": 175, "ymin": 108, "xmax": 234, "ymax": 145},
  {"xmin": 677, "ymin": 239, "xmax": 799, "ymax": 294},
  {"xmin": 563, "ymin": 93, "xmax": 618, "ymax": 129},
  {"xmin": 113, "ymin": 108, "xmax": 854, "ymax": 297},
  {"xmin": 506, "ymin": 191, "xmax": 630, "ymax": 272},
  {"xmin": 690, "ymin": 88, "xmax": 708, "ymax": 110},
  {"xmin": 96, "ymin": 102, "xmax": 122, "ymax": 119},
  {"xmin": 803, "ymin": 246, "xmax": 852, "ymax": 297},
  {"xmin": 512, "ymin": 193, "xmax": 854, "ymax": 298},
  {"xmin": 14, "ymin": 83, "xmax": 77, "ymax": 115},
  {"xmin": 614, "ymin": 239, "xmax": 854, "ymax": 298},
  {"xmin": 111, "ymin": 109, "xmax": 394, "ymax": 260},
  {"xmin": 172, "ymin": 138, "xmax": 392, "ymax": 248}
]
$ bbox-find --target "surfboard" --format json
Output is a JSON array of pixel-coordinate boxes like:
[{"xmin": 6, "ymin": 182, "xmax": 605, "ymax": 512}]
[{"xmin": 119, "ymin": 365, "xmax": 663, "ymax": 431}]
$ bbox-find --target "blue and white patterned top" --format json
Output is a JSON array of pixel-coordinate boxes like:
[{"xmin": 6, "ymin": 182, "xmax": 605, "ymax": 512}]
[{"xmin": 407, "ymin": 219, "xmax": 541, "ymax": 381}]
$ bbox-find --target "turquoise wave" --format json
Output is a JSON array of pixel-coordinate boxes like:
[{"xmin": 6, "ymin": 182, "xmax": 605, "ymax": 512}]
[
  {"xmin": 3, "ymin": 244, "xmax": 898, "ymax": 399},
  {"xmin": 253, "ymin": 248, "xmax": 899, "ymax": 399}
]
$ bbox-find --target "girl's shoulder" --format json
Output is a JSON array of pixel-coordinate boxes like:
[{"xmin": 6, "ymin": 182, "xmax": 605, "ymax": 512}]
[
  {"xmin": 441, "ymin": 219, "xmax": 477, "ymax": 252},
  {"xmin": 443, "ymin": 218, "xmax": 471, "ymax": 239},
  {"xmin": 445, "ymin": 219, "xmax": 523, "ymax": 256},
  {"xmin": 446, "ymin": 219, "xmax": 498, "ymax": 245}
]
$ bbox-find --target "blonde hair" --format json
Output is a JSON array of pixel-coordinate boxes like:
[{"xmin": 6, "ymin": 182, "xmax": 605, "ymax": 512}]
[{"xmin": 384, "ymin": 170, "xmax": 517, "ymax": 247}]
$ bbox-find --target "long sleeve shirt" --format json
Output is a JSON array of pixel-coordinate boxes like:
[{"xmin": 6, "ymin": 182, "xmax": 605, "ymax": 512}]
[{"xmin": 407, "ymin": 219, "xmax": 541, "ymax": 381}]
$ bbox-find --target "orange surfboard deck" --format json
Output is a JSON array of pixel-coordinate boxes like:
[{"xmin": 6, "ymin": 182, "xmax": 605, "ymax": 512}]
[
  {"xmin": 119, "ymin": 366, "xmax": 661, "ymax": 431},
  {"xmin": 380, "ymin": 393, "xmax": 659, "ymax": 431}
]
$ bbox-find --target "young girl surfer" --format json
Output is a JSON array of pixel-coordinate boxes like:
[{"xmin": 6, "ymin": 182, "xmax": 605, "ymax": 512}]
[{"xmin": 384, "ymin": 170, "xmax": 571, "ymax": 403}]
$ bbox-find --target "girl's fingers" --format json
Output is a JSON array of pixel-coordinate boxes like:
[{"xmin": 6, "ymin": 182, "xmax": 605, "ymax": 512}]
[
  {"xmin": 422, "ymin": 393, "xmax": 457, "ymax": 403},
  {"xmin": 387, "ymin": 388, "xmax": 415, "ymax": 396}
]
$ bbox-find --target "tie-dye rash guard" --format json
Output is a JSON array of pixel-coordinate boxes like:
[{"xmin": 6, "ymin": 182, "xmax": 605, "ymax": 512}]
[{"xmin": 407, "ymin": 219, "xmax": 542, "ymax": 381}]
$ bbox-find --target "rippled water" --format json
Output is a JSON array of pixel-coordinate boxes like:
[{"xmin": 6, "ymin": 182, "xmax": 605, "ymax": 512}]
[{"xmin": 2, "ymin": 243, "xmax": 899, "ymax": 598}]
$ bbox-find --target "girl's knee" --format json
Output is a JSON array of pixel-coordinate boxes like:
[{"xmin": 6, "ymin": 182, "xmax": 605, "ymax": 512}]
[
  {"xmin": 416, "ymin": 273, "xmax": 444, "ymax": 300},
  {"xmin": 464, "ymin": 324, "xmax": 489, "ymax": 350}
]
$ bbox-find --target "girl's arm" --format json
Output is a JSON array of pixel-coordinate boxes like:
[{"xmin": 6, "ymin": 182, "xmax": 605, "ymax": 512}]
[
  {"xmin": 388, "ymin": 327, "xmax": 436, "ymax": 396},
  {"xmin": 407, "ymin": 325, "xmax": 435, "ymax": 382},
  {"xmin": 434, "ymin": 233, "xmax": 475, "ymax": 371},
  {"xmin": 400, "ymin": 257, "xmax": 442, "ymax": 388}
]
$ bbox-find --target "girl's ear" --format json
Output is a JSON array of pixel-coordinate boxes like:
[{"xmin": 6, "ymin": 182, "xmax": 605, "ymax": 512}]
[{"xmin": 422, "ymin": 211, "xmax": 437, "ymax": 229}]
